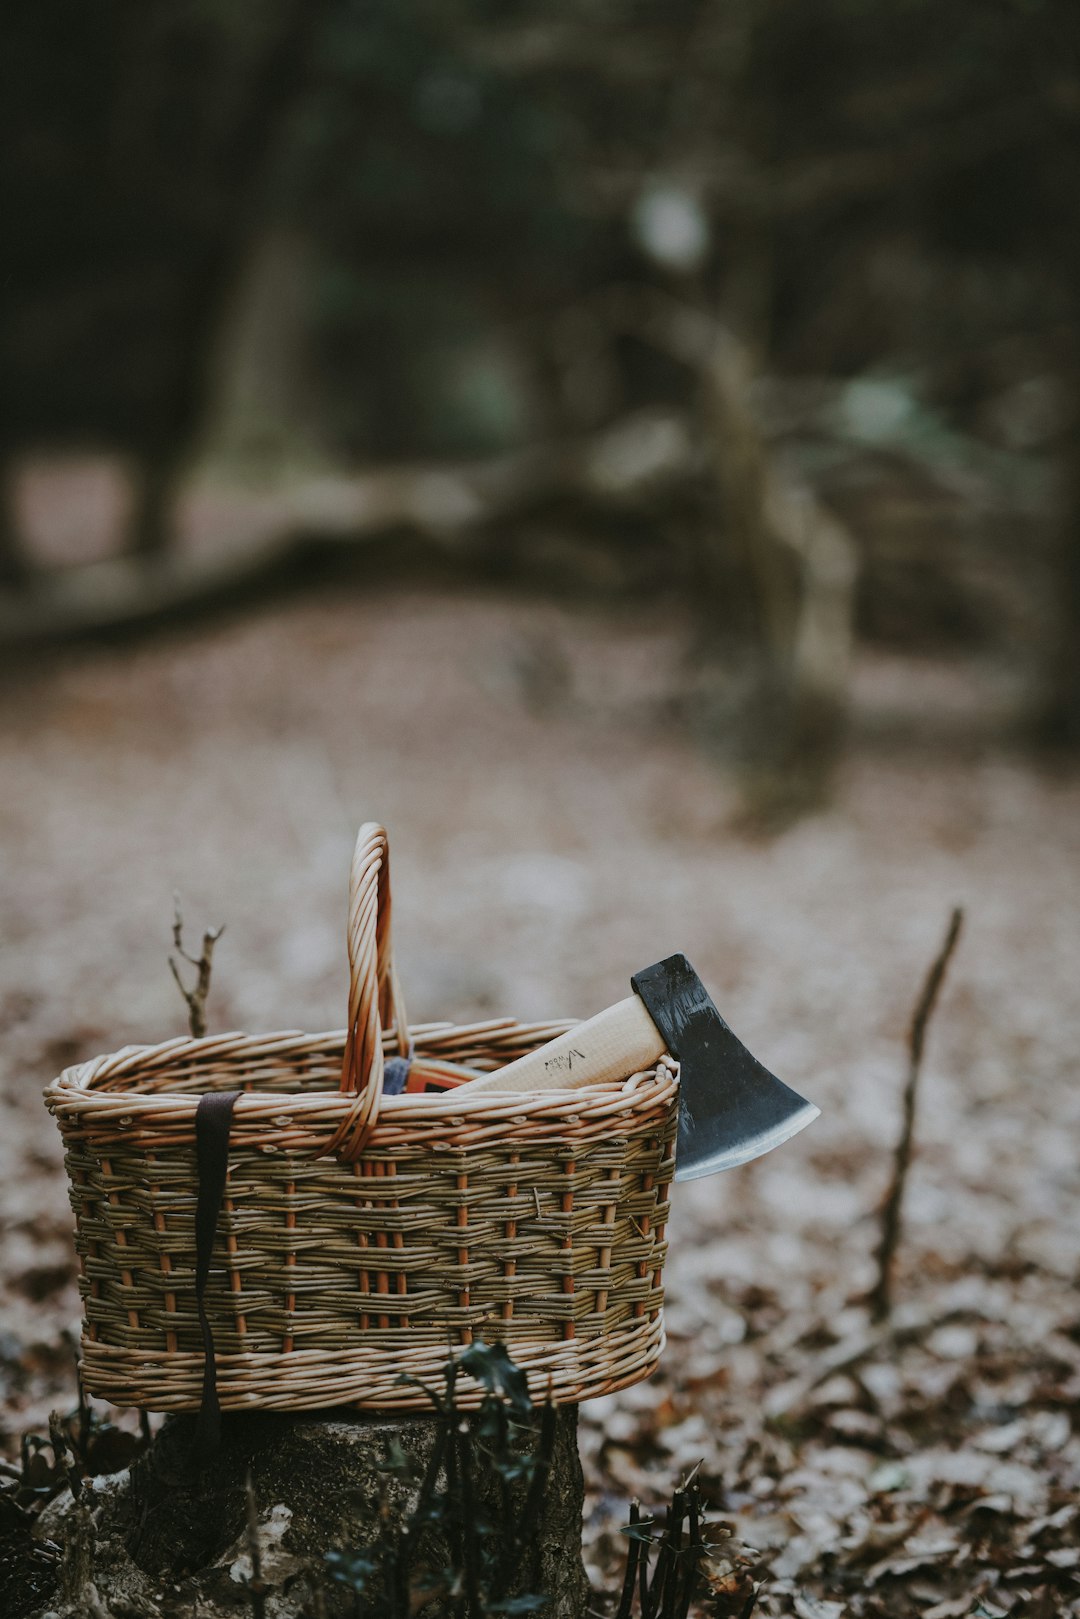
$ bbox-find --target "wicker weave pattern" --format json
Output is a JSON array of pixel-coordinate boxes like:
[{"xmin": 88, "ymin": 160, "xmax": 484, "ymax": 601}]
[{"xmin": 46, "ymin": 827, "xmax": 679, "ymax": 1410}]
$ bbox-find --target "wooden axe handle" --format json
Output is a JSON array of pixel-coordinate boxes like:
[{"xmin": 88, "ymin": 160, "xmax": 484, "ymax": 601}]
[{"xmin": 461, "ymin": 995, "xmax": 665, "ymax": 1093}]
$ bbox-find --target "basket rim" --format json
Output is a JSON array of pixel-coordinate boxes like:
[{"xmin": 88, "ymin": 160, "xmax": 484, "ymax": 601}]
[{"xmin": 44, "ymin": 1020, "xmax": 679, "ymax": 1133}]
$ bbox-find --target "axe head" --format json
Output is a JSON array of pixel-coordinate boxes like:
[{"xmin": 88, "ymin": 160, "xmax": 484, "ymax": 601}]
[{"xmin": 631, "ymin": 954, "xmax": 819, "ymax": 1182}]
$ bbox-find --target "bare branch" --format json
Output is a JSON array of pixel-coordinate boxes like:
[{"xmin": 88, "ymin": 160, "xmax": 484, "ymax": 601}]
[
  {"xmin": 0, "ymin": 418, "xmax": 686, "ymax": 653},
  {"xmin": 168, "ymin": 892, "xmax": 224, "ymax": 1038},
  {"xmin": 866, "ymin": 907, "xmax": 964, "ymax": 1323}
]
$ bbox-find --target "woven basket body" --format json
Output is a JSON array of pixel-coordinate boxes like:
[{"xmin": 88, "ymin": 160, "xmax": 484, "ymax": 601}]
[{"xmin": 46, "ymin": 827, "xmax": 678, "ymax": 1411}]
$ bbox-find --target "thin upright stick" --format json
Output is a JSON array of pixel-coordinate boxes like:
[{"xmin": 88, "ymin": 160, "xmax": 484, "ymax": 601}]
[
  {"xmin": 616, "ymin": 1502, "xmax": 644, "ymax": 1619},
  {"xmin": 169, "ymin": 892, "xmax": 223, "ymax": 1038},
  {"xmin": 867, "ymin": 907, "xmax": 963, "ymax": 1322}
]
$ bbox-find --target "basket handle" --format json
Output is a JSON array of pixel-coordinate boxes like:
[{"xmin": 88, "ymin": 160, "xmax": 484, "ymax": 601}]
[{"xmin": 331, "ymin": 824, "xmax": 410, "ymax": 1157}]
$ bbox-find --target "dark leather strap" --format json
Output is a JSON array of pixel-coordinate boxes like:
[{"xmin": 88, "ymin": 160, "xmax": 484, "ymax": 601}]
[
  {"xmin": 192, "ymin": 1091, "xmax": 239, "ymax": 1463},
  {"xmin": 190, "ymin": 1056, "xmax": 412, "ymax": 1459}
]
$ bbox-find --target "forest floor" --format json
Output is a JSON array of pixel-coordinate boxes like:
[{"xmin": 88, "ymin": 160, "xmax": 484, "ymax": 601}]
[{"xmin": 1, "ymin": 583, "xmax": 1078, "ymax": 1617}]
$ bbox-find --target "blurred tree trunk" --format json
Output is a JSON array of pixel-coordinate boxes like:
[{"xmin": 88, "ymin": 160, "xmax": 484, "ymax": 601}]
[
  {"xmin": 1040, "ymin": 362, "xmax": 1080, "ymax": 745},
  {"xmin": 604, "ymin": 290, "xmax": 856, "ymax": 803},
  {"xmin": 204, "ymin": 229, "xmax": 323, "ymax": 467},
  {"xmin": 128, "ymin": 0, "xmax": 328, "ymax": 563},
  {"xmin": 1061, "ymin": 470, "xmax": 1080, "ymax": 743},
  {"xmin": 0, "ymin": 468, "xmax": 28, "ymax": 585},
  {"xmin": 696, "ymin": 322, "xmax": 856, "ymax": 813}
]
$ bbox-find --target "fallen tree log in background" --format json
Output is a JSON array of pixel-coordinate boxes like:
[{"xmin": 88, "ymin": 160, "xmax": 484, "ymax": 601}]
[
  {"xmin": 0, "ymin": 411, "xmax": 693, "ymax": 653},
  {"xmin": 0, "ymin": 311, "xmax": 857, "ymax": 747}
]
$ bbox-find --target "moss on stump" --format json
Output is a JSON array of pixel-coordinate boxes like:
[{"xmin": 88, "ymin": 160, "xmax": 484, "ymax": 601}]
[{"xmin": 32, "ymin": 1406, "xmax": 589, "ymax": 1618}]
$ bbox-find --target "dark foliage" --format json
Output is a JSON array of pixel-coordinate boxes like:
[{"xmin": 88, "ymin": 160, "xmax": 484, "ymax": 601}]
[
  {"xmin": 0, "ymin": 1369, "xmax": 151, "ymax": 1618},
  {"xmin": 614, "ymin": 1490, "xmax": 721, "ymax": 1619},
  {"xmin": 321, "ymin": 1342, "xmax": 554, "ymax": 1618}
]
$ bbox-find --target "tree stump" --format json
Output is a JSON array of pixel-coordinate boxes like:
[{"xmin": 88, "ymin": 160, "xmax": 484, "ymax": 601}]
[{"xmin": 32, "ymin": 1407, "xmax": 589, "ymax": 1619}]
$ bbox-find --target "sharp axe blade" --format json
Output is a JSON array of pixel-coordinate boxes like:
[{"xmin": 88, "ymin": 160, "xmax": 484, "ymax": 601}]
[{"xmin": 631, "ymin": 953, "xmax": 819, "ymax": 1181}]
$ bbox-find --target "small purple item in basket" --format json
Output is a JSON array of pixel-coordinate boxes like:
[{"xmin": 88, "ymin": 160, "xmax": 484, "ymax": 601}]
[{"xmin": 381, "ymin": 1055, "xmax": 411, "ymax": 1095}]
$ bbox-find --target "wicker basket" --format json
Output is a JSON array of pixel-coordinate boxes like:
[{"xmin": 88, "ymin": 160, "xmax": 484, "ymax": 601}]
[{"xmin": 46, "ymin": 825, "xmax": 679, "ymax": 1412}]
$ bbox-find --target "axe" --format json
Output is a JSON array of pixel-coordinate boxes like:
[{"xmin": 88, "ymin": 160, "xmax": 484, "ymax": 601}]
[{"xmin": 459, "ymin": 953, "xmax": 818, "ymax": 1181}]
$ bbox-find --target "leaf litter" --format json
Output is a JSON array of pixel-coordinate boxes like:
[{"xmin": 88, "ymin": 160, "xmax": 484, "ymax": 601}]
[{"xmin": 0, "ymin": 590, "xmax": 1077, "ymax": 1615}]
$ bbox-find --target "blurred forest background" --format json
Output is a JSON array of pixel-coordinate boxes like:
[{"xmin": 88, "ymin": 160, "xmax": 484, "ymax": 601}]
[
  {"xmin": 3, "ymin": 0, "xmax": 1080, "ymax": 768},
  {"xmin": 3, "ymin": 4, "xmax": 1080, "ymax": 1617}
]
